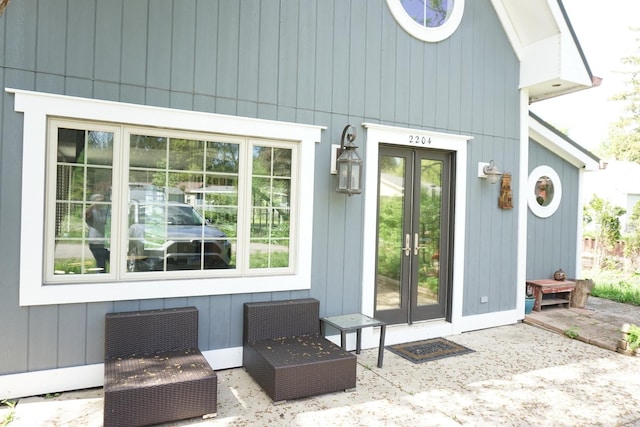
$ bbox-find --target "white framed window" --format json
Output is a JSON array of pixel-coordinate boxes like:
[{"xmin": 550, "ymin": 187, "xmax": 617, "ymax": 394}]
[
  {"xmin": 386, "ymin": 0, "xmax": 465, "ymax": 42},
  {"xmin": 528, "ymin": 165, "xmax": 562, "ymax": 218},
  {"xmin": 9, "ymin": 89, "xmax": 323, "ymax": 305}
]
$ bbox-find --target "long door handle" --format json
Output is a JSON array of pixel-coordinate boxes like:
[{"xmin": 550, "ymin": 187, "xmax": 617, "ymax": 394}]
[
  {"xmin": 402, "ymin": 233, "xmax": 411, "ymax": 256},
  {"xmin": 414, "ymin": 233, "xmax": 419, "ymax": 256}
]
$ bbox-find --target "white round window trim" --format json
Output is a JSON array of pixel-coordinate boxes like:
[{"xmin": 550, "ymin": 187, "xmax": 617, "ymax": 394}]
[
  {"xmin": 386, "ymin": 0, "xmax": 465, "ymax": 42},
  {"xmin": 528, "ymin": 165, "xmax": 562, "ymax": 218}
]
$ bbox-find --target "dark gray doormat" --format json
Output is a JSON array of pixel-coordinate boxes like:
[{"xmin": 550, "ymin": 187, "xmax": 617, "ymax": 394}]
[{"xmin": 387, "ymin": 338, "xmax": 474, "ymax": 364}]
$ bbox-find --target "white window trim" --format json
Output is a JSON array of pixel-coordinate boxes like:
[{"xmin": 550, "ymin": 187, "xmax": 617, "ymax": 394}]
[
  {"xmin": 528, "ymin": 165, "xmax": 562, "ymax": 218},
  {"xmin": 386, "ymin": 0, "xmax": 465, "ymax": 42},
  {"xmin": 8, "ymin": 88, "xmax": 323, "ymax": 306}
]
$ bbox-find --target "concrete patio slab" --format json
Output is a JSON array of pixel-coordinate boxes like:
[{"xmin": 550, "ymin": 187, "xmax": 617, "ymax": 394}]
[
  {"xmin": 2, "ymin": 326, "xmax": 638, "ymax": 426},
  {"xmin": 3, "ymin": 297, "xmax": 640, "ymax": 426}
]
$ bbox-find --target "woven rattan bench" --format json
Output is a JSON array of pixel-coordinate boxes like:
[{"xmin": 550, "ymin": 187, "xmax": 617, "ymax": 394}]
[
  {"xmin": 104, "ymin": 307, "xmax": 217, "ymax": 427},
  {"xmin": 243, "ymin": 298, "xmax": 357, "ymax": 403}
]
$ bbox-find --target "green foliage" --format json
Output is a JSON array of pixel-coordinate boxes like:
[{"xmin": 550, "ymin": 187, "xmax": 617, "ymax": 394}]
[
  {"xmin": 586, "ymin": 269, "xmax": 640, "ymax": 305},
  {"xmin": 44, "ymin": 393, "xmax": 61, "ymax": 399},
  {"xmin": 1, "ymin": 399, "xmax": 16, "ymax": 427},
  {"xmin": 584, "ymin": 195, "xmax": 626, "ymax": 248},
  {"xmin": 591, "ymin": 279, "xmax": 640, "ymax": 306},
  {"xmin": 54, "ymin": 258, "xmax": 96, "ymax": 274},
  {"xmin": 377, "ymin": 196, "xmax": 404, "ymax": 279},
  {"xmin": 420, "ymin": 276, "xmax": 439, "ymax": 295},
  {"xmin": 626, "ymin": 324, "xmax": 640, "ymax": 351},
  {"xmin": 584, "ymin": 195, "xmax": 626, "ymax": 270},
  {"xmin": 564, "ymin": 326, "xmax": 579, "ymax": 339},
  {"xmin": 623, "ymin": 202, "xmax": 640, "ymax": 272},
  {"xmin": 249, "ymin": 251, "xmax": 289, "ymax": 269},
  {"xmin": 599, "ymin": 28, "xmax": 640, "ymax": 161}
]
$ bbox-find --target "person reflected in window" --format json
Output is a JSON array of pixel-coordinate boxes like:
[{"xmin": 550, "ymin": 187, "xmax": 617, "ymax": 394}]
[{"xmin": 86, "ymin": 193, "xmax": 110, "ymax": 272}]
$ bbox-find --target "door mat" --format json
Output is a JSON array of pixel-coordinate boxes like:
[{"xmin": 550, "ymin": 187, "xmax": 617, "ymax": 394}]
[{"xmin": 387, "ymin": 338, "xmax": 474, "ymax": 364}]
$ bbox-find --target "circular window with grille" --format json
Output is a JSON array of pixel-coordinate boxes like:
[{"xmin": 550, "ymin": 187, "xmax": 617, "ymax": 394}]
[{"xmin": 386, "ymin": 0, "xmax": 465, "ymax": 42}]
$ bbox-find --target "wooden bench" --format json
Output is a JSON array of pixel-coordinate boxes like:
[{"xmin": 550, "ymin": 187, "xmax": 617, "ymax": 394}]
[
  {"xmin": 104, "ymin": 307, "xmax": 217, "ymax": 427},
  {"xmin": 242, "ymin": 298, "xmax": 357, "ymax": 403},
  {"xmin": 526, "ymin": 279, "xmax": 576, "ymax": 311}
]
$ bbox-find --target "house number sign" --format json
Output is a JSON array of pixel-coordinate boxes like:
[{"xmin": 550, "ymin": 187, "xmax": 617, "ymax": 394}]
[{"xmin": 408, "ymin": 135, "xmax": 432, "ymax": 145}]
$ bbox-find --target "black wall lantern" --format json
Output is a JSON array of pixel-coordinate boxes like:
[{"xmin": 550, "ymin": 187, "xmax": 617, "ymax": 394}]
[{"xmin": 335, "ymin": 125, "xmax": 362, "ymax": 195}]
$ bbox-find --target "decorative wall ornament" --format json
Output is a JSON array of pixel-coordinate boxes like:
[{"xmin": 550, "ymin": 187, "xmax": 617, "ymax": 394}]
[
  {"xmin": 498, "ymin": 173, "xmax": 513, "ymax": 209},
  {"xmin": 553, "ymin": 268, "xmax": 566, "ymax": 281},
  {"xmin": 0, "ymin": 0, "xmax": 10, "ymax": 17}
]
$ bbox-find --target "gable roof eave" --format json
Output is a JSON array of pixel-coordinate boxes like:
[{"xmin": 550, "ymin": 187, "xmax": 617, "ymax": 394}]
[
  {"xmin": 492, "ymin": 0, "xmax": 599, "ymax": 102},
  {"xmin": 529, "ymin": 112, "xmax": 601, "ymax": 171}
]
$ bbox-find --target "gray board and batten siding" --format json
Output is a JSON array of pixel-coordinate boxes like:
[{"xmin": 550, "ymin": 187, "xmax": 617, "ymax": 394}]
[
  {"xmin": 526, "ymin": 140, "xmax": 580, "ymax": 281},
  {"xmin": 0, "ymin": 0, "xmax": 519, "ymax": 375}
]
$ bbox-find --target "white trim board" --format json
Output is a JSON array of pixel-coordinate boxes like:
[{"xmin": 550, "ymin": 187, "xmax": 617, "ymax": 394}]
[
  {"xmin": 0, "ymin": 347, "xmax": 242, "ymax": 400},
  {"xmin": 529, "ymin": 115, "xmax": 600, "ymax": 170},
  {"xmin": 6, "ymin": 88, "xmax": 324, "ymax": 306}
]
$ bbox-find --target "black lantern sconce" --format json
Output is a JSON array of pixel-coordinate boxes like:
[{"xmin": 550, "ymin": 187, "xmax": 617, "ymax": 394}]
[{"xmin": 333, "ymin": 125, "xmax": 363, "ymax": 195}]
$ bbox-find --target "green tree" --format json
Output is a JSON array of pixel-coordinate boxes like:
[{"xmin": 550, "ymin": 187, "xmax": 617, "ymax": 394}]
[
  {"xmin": 599, "ymin": 28, "xmax": 640, "ymax": 161},
  {"xmin": 584, "ymin": 195, "xmax": 626, "ymax": 269},
  {"xmin": 623, "ymin": 201, "xmax": 640, "ymax": 270}
]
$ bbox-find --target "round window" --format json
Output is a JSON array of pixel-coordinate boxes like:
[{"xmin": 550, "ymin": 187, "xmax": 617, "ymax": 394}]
[
  {"xmin": 528, "ymin": 165, "xmax": 562, "ymax": 218},
  {"xmin": 386, "ymin": 0, "xmax": 465, "ymax": 42}
]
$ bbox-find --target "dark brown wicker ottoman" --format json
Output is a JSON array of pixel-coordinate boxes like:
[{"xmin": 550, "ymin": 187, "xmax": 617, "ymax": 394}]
[
  {"xmin": 104, "ymin": 307, "xmax": 217, "ymax": 427},
  {"xmin": 243, "ymin": 298, "xmax": 357, "ymax": 403}
]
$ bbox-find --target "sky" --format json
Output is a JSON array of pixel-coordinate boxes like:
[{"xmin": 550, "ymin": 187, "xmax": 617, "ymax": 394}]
[{"xmin": 530, "ymin": 0, "xmax": 640, "ymax": 152}]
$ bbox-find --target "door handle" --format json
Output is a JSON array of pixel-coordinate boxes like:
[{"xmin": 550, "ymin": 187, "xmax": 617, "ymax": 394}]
[
  {"xmin": 414, "ymin": 233, "xmax": 430, "ymax": 255},
  {"xmin": 402, "ymin": 233, "xmax": 411, "ymax": 256}
]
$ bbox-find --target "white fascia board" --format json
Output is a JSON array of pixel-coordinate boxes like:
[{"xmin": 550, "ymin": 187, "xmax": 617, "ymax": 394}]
[
  {"xmin": 529, "ymin": 116, "xmax": 600, "ymax": 170},
  {"xmin": 558, "ymin": 31, "xmax": 592, "ymax": 87},
  {"xmin": 490, "ymin": 0, "xmax": 524, "ymax": 61},
  {"xmin": 493, "ymin": 0, "xmax": 592, "ymax": 95},
  {"xmin": 520, "ymin": 35, "xmax": 562, "ymax": 88}
]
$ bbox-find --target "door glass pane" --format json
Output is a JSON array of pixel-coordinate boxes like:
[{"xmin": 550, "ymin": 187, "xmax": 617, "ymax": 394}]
[
  {"xmin": 417, "ymin": 159, "xmax": 442, "ymax": 306},
  {"xmin": 376, "ymin": 155, "xmax": 406, "ymax": 310}
]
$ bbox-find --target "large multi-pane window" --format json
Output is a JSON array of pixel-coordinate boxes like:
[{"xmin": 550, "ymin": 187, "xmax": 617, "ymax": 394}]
[
  {"xmin": 14, "ymin": 89, "xmax": 318, "ymax": 305},
  {"xmin": 47, "ymin": 119, "xmax": 296, "ymax": 283}
]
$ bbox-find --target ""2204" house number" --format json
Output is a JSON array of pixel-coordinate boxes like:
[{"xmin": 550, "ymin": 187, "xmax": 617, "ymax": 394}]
[{"xmin": 408, "ymin": 135, "xmax": 432, "ymax": 145}]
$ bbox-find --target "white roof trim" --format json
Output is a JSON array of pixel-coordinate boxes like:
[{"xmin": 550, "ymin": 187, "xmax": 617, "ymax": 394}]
[
  {"xmin": 491, "ymin": 0, "xmax": 594, "ymax": 101},
  {"xmin": 529, "ymin": 115, "xmax": 600, "ymax": 170}
]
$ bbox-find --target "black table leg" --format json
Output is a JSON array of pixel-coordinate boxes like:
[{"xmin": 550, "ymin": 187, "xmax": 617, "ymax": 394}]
[{"xmin": 377, "ymin": 324, "xmax": 386, "ymax": 368}]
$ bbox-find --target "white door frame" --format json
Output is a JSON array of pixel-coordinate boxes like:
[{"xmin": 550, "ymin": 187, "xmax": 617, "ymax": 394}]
[{"xmin": 360, "ymin": 123, "xmax": 471, "ymax": 346}]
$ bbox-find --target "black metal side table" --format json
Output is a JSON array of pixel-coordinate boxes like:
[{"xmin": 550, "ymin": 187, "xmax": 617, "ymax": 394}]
[{"xmin": 321, "ymin": 313, "xmax": 386, "ymax": 368}]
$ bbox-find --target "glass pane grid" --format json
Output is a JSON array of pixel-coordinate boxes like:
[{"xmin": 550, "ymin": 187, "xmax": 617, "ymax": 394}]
[
  {"xmin": 49, "ymin": 122, "xmax": 297, "ymax": 282},
  {"xmin": 54, "ymin": 126, "xmax": 114, "ymax": 277}
]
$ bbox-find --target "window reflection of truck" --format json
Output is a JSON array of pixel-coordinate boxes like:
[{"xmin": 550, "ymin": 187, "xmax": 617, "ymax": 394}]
[{"xmin": 128, "ymin": 200, "xmax": 232, "ymax": 272}]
